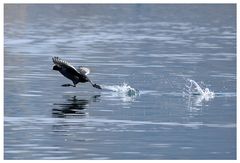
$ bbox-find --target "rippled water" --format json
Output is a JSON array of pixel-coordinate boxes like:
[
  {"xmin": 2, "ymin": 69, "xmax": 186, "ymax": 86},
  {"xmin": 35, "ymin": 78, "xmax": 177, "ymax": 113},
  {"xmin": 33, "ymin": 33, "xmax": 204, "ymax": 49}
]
[{"xmin": 4, "ymin": 4, "xmax": 236, "ymax": 159}]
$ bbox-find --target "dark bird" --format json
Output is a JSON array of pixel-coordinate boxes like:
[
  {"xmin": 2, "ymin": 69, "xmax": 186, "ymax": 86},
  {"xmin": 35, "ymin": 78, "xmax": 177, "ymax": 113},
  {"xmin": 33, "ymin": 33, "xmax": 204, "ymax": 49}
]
[{"xmin": 52, "ymin": 56, "xmax": 101, "ymax": 89}]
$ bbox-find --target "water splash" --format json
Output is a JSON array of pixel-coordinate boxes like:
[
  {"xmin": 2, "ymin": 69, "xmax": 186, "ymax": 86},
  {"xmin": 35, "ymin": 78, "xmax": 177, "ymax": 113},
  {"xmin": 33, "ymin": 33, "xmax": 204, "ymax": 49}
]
[
  {"xmin": 101, "ymin": 83, "xmax": 139, "ymax": 102},
  {"xmin": 185, "ymin": 79, "xmax": 215, "ymax": 98},
  {"xmin": 183, "ymin": 79, "xmax": 215, "ymax": 109},
  {"xmin": 101, "ymin": 83, "xmax": 139, "ymax": 96}
]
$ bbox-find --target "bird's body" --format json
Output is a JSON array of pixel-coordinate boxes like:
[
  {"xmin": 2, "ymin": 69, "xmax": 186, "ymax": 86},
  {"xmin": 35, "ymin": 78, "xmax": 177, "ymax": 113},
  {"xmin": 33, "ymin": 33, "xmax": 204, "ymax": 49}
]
[{"xmin": 52, "ymin": 57, "xmax": 101, "ymax": 89}]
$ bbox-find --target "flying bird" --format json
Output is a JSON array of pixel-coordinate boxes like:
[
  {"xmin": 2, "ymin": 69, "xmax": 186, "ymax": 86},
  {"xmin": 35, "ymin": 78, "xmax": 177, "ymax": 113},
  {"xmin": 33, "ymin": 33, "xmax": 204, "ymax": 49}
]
[{"xmin": 52, "ymin": 56, "xmax": 101, "ymax": 89}]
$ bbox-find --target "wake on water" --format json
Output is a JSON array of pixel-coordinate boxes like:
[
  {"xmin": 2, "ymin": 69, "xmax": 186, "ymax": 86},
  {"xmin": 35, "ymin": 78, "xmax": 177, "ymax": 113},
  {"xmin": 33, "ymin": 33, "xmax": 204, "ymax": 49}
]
[
  {"xmin": 99, "ymin": 79, "xmax": 214, "ymax": 97},
  {"xmin": 97, "ymin": 79, "xmax": 214, "ymax": 105}
]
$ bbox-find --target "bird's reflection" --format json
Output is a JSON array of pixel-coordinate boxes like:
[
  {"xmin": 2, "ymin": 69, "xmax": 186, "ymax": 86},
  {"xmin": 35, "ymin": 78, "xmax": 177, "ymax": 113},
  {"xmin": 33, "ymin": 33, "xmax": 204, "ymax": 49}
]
[{"xmin": 52, "ymin": 95, "xmax": 101, "ymax": 118}]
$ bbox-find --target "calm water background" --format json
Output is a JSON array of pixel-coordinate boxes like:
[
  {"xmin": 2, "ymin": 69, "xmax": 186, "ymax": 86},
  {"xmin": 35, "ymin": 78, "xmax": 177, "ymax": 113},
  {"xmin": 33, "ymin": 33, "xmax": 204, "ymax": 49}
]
[{"xmin": 4, "ymin": 4, "xmax": 236, "ymax": 159}]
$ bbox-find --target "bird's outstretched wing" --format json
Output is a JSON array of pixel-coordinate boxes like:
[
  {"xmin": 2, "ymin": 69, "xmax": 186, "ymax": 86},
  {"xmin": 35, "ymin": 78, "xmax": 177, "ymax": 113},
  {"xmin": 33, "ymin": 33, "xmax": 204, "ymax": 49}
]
[
  {"xmin": 78, "ymin": 66, "xmax": 90, "ymax": 75},
  {"xmin": 52, "ymin": 57, "xmax": 80, "ymax": 76}
]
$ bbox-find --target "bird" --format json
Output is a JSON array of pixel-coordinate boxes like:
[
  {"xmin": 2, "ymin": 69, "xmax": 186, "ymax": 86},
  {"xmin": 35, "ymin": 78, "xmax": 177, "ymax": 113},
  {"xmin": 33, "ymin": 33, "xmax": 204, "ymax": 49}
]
[{"xmin": 52, "ymin": 56, "xmax": 102, "ymax": 89}]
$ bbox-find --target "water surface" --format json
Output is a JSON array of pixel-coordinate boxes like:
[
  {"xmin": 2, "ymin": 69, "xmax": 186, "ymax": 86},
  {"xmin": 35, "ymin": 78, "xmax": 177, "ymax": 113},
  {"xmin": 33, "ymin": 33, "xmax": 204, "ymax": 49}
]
[{"xmin": 4, "ymin": 4, "xmax": 236, "ymax": 159}]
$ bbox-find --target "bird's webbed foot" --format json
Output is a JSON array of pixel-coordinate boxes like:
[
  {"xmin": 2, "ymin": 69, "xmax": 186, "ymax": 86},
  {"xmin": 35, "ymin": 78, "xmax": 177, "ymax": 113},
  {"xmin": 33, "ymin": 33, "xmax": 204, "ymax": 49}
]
[{"xmin": 92, "ymin": 83, "xmax": 102, "ymax": 89}]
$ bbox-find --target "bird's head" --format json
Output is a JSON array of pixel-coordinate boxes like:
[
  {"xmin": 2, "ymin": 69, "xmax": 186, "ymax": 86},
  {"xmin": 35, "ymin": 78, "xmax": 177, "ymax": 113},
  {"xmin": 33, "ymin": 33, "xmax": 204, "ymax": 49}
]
[{"xmin": 53, "ymin": 65, "xmax": 61, "ymax": 71}]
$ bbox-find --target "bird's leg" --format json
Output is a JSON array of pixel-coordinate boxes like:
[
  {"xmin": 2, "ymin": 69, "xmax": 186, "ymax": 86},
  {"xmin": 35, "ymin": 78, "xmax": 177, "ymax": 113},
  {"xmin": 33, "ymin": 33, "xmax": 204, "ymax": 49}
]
[{"xmin": 61, "ymin": 84, "xmax": 75, "ymax": 87}]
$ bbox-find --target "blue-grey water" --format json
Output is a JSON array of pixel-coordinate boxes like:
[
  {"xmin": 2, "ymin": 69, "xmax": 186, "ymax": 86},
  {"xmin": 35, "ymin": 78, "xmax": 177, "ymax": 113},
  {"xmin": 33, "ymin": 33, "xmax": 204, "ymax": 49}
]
[{"xmin": 4, "ymin": 4, "xmax": 236, "ymax": 159}]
